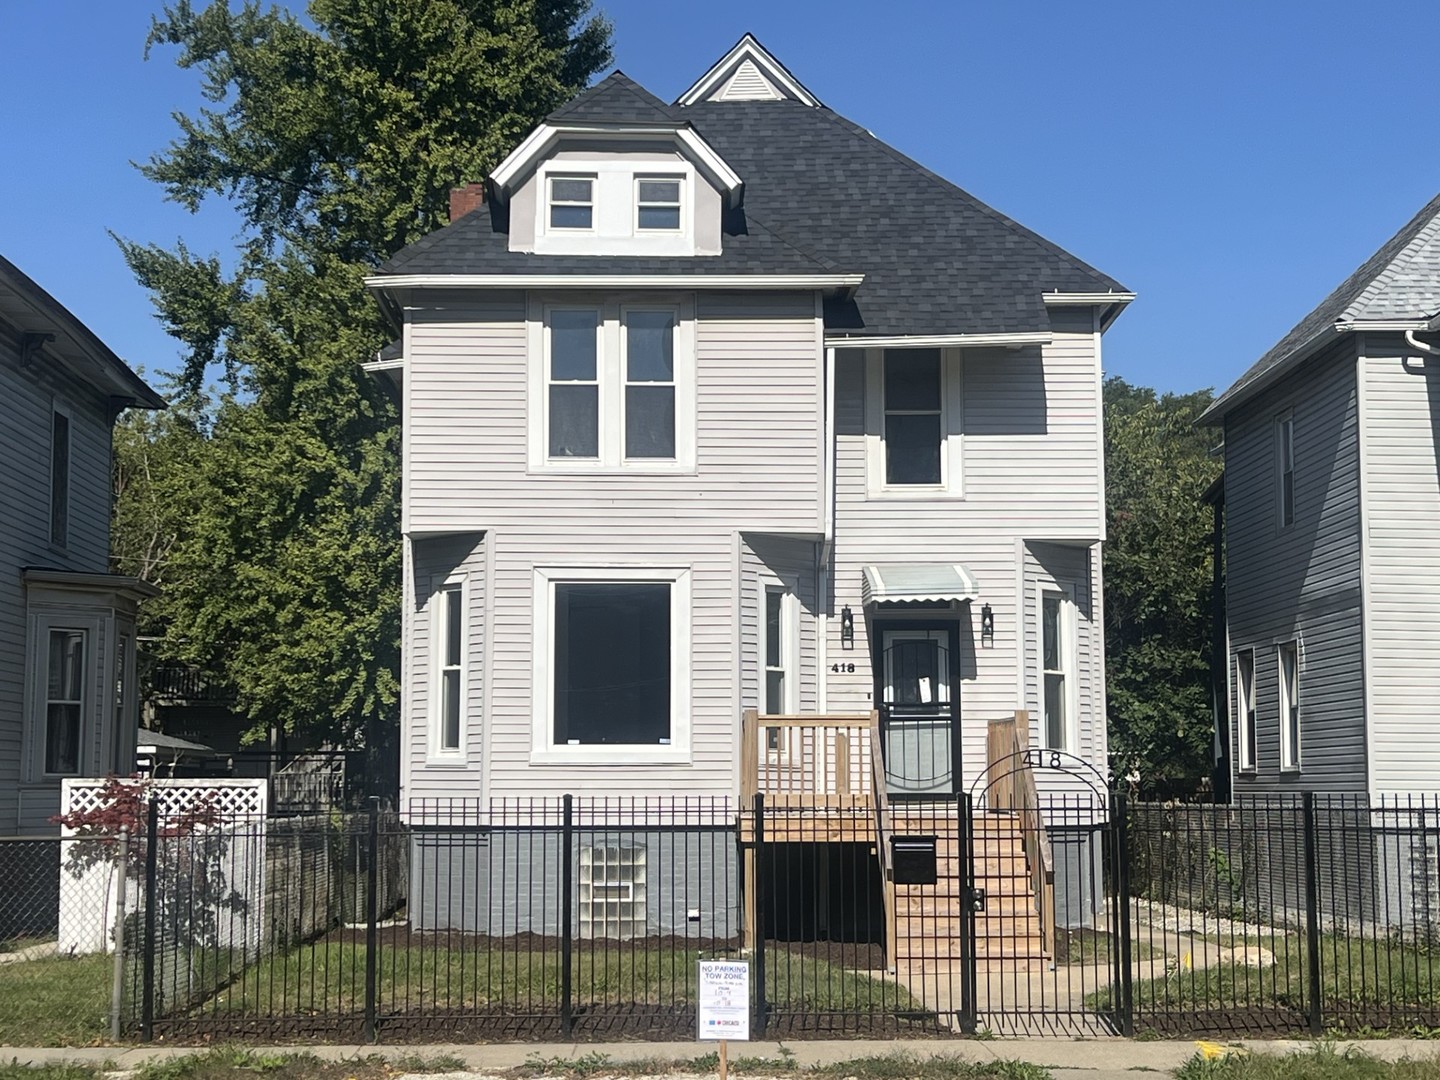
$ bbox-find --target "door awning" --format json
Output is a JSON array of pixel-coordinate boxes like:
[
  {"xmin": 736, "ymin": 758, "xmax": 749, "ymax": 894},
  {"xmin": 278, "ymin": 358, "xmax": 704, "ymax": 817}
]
[{"xmin": 861, "ymin": 564, "xmax": 979, "ymax": 605}]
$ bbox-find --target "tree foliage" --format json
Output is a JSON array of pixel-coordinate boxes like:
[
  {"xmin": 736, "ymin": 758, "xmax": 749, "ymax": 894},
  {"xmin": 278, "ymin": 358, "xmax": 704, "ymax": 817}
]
[
  {"xmin": 116, "ymin": 0, "xmax": 612, "ymax": 747},
  {"xmin": 1104, "ymin": 377, "xmax": 1222, "ymax": 796}
]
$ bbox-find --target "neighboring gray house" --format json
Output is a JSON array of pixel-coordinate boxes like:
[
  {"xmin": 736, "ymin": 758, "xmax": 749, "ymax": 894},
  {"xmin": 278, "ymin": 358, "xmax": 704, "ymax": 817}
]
[
  {"xmin": 0, "ymin": 254, "xmax": 164, "ymax": 835},
  {"xmin": 1203, "ymin": 192, "xmax": 1440, "ymax": 802},
  {"xmin": 367, "ymin": 37, "xmax": 1128, "ymax": 939}
]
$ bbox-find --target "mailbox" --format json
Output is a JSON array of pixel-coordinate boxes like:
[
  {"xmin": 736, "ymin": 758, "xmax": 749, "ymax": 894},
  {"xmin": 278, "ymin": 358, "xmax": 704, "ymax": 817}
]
[{"xmin": 890, "ymin": 834, "xmax": 938, "ymax": 885}]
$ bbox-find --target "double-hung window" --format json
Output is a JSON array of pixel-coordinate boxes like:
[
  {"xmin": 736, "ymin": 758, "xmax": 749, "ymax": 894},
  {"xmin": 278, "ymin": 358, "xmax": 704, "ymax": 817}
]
[
  {"xmin": 535, "ymin": 567, "xmax": 691, "ymax": 763},
  {"xmin": 1277, "ymin": 413, "xmax": 1295, "ymax": 528},
  {"xmin": 1235, "ymin": 649, "xmax": 1256, "ymax": 772},
  {"xmin": 636, "ymin": 177, "xmax": 682, "ymax": 231},
  {"xmin": 44, "ymin": 627, "xmax": 86, "ymax": 775},
  {"xmin": 1040, "ymin": 588, "xmax": 1074, "ymax": 751},
  {"xmin": 549, "ymin": 176, "xmax": 594, "ymax": 230},
  {"xmin": 531, "ymin": 299, "xmax": 694, "ymax": 471},
  {"xmin": 867, "ymin": 348, "xmax": 962, "ymax": 495},
  {"xmin": 434, "ymin": 583, "xmax": 464, "ymax": 757},
  {"xmin": 1278, "ymin": 641, "xmax": 1300, "ymax": 771},
  {"xmin": 762, "ymin": 584, "xmax": 799, "ymax": 751},
  {"xmin": 50, "ymin": 410, "xmax": 70, "ymax": 547}
]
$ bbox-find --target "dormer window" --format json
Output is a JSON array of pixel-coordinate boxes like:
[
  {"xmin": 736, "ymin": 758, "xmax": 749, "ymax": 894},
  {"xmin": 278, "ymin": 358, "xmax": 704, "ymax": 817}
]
[
  {"xmin": 549, "ymin": 176, "xmax": 594, "ymax": 230},
  {"xmin": 636, "ymin": 177, "xmax": 682, "ymax": 231}
]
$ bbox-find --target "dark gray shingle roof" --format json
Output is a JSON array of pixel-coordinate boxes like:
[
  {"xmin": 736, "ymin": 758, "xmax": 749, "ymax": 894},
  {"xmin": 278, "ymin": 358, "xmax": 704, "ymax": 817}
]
[
  {"xmin": 379, "ymin": 74, "xmax": 1125, "ymax": 337},
  {"xmin": 1203, "ymin": 192, "xmax": 1440, "ymax": 423}
]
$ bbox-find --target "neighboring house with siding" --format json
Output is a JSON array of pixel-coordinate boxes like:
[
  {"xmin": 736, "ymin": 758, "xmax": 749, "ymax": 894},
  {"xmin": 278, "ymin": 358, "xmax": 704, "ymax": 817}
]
[
  {"xmin": 367, "ymin": 37, "xmax": 1128, "ymax": 942},
  {"xmin": 1202, "ymin": 192, "xmax": 1440, "ymax": 801},
  {"xmin": 0, "ymin": 254, "xmax": 164, "ymax": 835}
]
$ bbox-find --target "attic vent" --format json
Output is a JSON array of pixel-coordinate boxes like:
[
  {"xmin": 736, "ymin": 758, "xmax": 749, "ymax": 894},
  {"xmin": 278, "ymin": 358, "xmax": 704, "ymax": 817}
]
[{"xmin": 715, "ymin": 59, "xmax": 784, "ymax": 102}]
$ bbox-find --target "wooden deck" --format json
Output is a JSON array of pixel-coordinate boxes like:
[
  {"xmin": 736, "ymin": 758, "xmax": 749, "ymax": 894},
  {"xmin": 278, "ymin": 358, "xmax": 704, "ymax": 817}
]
[{"xmin": 736, "ymin": 709, "xmax": 1056, "ymax": 967}]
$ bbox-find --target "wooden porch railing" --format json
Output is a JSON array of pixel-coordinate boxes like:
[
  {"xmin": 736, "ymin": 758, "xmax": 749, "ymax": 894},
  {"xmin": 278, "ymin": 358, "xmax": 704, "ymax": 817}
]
[
  {"xmin": 740, "ymin": 710, "xmax": 880, "ymax": 806},
  {"xmin": 986, "ymin": 710, "xmax": 1057, "ymax": 956}
]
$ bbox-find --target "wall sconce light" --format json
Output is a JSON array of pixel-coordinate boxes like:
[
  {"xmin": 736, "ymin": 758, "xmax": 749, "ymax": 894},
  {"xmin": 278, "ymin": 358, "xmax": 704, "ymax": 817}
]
[
  {"xmin": 840, "ymin": 606, "xmax": 855, "ymax": 650},
  {"xmin": 980, "ymin": 603, "xmax": 995, "ymax": 648}
]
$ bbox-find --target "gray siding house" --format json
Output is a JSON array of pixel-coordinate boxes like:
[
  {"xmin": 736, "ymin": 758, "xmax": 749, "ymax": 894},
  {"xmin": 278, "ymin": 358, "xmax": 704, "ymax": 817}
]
[
  {"xmin": 367, "ymin": 37, "xmax": 1128, "ymax": 937},
  {"xmin": 0, "ymin": 255, "xmax": 164, "ymax": 834},
  {"xmin": 1203, "ymin": 192, "xmax": 1440, "ymax": 801}
]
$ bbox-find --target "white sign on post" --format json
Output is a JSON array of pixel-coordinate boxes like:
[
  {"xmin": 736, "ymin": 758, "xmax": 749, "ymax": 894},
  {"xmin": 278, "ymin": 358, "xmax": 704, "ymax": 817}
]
[{"xmin": 697, "ymin": 959, "xmax": 751, "ymax": 1042}]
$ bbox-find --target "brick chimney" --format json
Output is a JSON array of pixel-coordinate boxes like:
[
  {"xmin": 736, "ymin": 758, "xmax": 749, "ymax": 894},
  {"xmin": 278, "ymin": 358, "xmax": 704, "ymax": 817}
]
[{"xmin": 448, "ymin": 182, "xmax": 486, "ymax": 223}]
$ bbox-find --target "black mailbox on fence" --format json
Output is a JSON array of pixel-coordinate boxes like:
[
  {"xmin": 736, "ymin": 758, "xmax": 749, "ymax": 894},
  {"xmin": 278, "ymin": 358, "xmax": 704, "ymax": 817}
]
[{"xmin": 890, "ymin": 834, "xmax": 938, "ymax": 885}]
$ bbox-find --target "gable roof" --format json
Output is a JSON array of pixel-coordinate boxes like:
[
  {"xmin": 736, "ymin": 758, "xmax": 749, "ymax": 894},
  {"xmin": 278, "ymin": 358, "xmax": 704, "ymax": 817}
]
[
  {"xmin": 0, "ymin": 254, "xmax": 164, "ymax": 409},
  {"xmin": 676, "ymin": 33, "xmax": 822, "ymax": 108},
  {"xmin": 1201, "ymin": 192, "xmax": 1440, "ymax": 424},
  {"xmin": 376, "ymin": 42, "xmax": 1127, "ymax": 339}
]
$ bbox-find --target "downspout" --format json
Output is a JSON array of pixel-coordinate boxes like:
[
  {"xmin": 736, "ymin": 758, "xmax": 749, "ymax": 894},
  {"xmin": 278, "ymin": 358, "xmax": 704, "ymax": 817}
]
[{"xmin": 1405, "ymin": 330, "xmax": 1436, "ymax": 355}]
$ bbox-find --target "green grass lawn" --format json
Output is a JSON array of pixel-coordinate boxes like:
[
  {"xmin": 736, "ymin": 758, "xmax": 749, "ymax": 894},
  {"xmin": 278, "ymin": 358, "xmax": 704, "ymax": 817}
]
[
  {"xmin": 1177, "ymin": 1044, "xmax": 1440, "ymax": 1079},
  {"xmin": 1052, "ymin": 926, "xmax": 1157, "ymax": 967},
  {"xmin": 196, "ymin": 938, "xmax": 919, "ymax": 1017},
  {"xmin": 0, "ymin": 952, "xmax": 112, "ymax": 1046}
]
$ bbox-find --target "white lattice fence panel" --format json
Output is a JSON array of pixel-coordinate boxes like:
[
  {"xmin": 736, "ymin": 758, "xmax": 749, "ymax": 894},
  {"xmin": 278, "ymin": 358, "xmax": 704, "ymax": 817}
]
[{"xmin": 58, "ymin": 779, "xmax": 267, "ymax": 954}]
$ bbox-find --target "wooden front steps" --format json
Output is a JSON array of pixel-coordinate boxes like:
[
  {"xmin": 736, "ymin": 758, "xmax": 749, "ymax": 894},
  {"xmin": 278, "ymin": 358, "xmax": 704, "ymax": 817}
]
[{"xmin": 888, "ymin": 807, "xmax": 1047, "ymax": 969}]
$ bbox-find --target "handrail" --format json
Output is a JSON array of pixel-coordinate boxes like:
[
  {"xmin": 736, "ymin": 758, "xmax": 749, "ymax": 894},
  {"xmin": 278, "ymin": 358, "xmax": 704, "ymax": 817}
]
[
  {"xmin": 987, "ymin": 712, "xmax": 1057, "ymax": 956},
  {"xmin": 868, "ymin": 710, "xmax": 897, "ymax": 969},
  {"xmin": 741, "ymin": 711, "xmax": 878, "ymax": 803}
]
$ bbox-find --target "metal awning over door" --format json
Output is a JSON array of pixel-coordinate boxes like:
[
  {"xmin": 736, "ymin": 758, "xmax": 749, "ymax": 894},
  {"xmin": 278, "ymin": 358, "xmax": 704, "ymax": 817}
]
[{"xmin": 861, "ymin": 564, "xmax": 979, "ymax": 605}]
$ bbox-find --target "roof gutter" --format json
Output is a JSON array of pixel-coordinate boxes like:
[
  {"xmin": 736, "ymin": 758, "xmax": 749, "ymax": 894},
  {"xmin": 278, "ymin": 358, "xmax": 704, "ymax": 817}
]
[
  {"xmin": 823, "ymin": 331, "xmax": 1050, "ymax": 349},
  {"xmin": 1043, "ymin": 290, "xmax": 1137, "ymax": 333},
  {"xmin": 367, "ymin": 273, "xmax": 864, "ymax": 292}
]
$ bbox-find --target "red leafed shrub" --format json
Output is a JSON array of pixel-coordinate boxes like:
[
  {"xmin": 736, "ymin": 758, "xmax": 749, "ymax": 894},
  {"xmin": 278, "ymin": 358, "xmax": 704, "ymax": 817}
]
[{"xmin": 52, "ymin": 776, "xmax": 225, "ymax": 876}]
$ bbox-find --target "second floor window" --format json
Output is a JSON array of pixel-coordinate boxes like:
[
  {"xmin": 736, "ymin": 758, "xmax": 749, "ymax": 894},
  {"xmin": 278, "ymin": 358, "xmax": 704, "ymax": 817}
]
[
  {"xmin": 533, "ymin": 300, "xmax": 694, "ymax": 471},
  {"xmin": 50, "ymin": 410, "xmax": 70, "ymax": 547},
  {"xmin": 436, "ymin": 584, "xmax": 464, "ymax": 755},
  {"xmin": 1277, "ymin": 412, "xmax": 1295, "ymax": 528},
  {"xmin": 884, "ymin": 349, "xmax": 943, "ymax": 485}
]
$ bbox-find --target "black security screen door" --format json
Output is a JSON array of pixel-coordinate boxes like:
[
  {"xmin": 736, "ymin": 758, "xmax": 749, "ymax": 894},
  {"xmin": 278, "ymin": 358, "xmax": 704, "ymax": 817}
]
[
  {"xmin": 554, "ymin": 582, "xmax": 671, "ymax": 745},
  {"xmin": 875, "ymin": 623, "xmax": 960, "ymax": 796}
]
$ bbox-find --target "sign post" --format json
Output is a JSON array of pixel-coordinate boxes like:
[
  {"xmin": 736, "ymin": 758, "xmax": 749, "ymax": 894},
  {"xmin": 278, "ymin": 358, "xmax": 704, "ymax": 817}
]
[{"xmin": 697, "ymin": 959, "xmax": 750, "ymax": 1080}]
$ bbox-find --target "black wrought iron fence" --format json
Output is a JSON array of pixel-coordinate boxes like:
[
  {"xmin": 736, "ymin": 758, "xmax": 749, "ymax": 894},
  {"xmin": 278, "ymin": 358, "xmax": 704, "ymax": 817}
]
[{"xmin": 10, "ymin": 792, "xmax": 1440, "ymax": 1045}]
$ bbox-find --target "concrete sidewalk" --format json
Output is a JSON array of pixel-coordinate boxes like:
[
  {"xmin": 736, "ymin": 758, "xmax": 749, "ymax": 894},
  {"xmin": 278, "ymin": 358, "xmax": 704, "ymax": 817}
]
[{"xmin": 5, "ymin": 1039, "xmax": 1440, "ymax": 1079}]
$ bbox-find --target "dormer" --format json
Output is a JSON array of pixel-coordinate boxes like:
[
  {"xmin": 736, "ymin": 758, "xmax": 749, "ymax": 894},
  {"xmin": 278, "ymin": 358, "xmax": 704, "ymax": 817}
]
[{"xmin": 488, "ymin": 75, "xmax": 743, "ymax": 258}]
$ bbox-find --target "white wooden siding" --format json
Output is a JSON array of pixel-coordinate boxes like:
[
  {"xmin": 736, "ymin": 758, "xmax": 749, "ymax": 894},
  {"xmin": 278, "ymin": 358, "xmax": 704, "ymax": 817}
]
[
  {"xmin": 824, "ymin": 308, "xmax": 1107, "ymax": 791},
  {"xmin": 403, "ymin": 290, "xmax": 825, "ymax": 797},
  {"xmin": 0, "ymin": 318, "xmax": 117, "ymax": 834},
  {"xmin": 1223, "ymin": 337, "xmax": 1365, "ymax": 795},
  {"xmin": 739, "ymin": 534, "xmax": 821, "ymax": 714},
  {"xmin": 1359, "ymin": 334, "xmax": 1440, "ymax": 794}
]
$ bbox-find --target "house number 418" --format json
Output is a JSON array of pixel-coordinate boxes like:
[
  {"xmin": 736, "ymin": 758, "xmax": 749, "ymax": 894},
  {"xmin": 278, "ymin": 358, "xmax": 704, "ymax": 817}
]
[{"xmin": 830, "ymin": 663, "xmax": 856, "ymax": 673}]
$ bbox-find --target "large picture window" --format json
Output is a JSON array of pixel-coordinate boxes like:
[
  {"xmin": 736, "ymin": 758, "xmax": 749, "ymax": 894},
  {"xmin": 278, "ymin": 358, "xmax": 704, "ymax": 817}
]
[
  {"xmin": 45, "ymin": 627, "xmax": 86, "ymax": 775},
  {"xmin": 555, "ymin": 582, "xmax": 671, "ymax": 746},
  {"xmin": 532, "ymin": 299, "xmax": 694, "ymax": 471}
]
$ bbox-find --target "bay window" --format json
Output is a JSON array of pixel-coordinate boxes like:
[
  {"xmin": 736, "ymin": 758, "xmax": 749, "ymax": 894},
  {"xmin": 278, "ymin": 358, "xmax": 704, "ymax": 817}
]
[{"xmin": 44, "ymin": 627, "xmax": 86, "ymax": 775}]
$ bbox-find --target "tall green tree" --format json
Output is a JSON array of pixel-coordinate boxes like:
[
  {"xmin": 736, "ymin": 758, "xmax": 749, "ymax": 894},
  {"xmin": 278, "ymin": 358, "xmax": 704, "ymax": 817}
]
[
  {"xmin": 1104, "ymin": 377, "xmax": 1221, "ymax": 796},
  {"xmin": 116, "ymin": 0, "xmax": 611, "ymax": 747}
]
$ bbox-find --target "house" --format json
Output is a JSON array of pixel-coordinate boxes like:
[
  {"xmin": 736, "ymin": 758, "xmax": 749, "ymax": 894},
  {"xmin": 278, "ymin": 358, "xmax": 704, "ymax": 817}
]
[
  {"xmin": 365, "ymin": 36, "xmax": 1129, "ymax": 956},
  {"xmin": 0, "ymin": 254, "xmax": 164, "ymax": 835},
  {"xmin": 1202, "ymin": 192, "xmax": 1440, "ymax": 803}
]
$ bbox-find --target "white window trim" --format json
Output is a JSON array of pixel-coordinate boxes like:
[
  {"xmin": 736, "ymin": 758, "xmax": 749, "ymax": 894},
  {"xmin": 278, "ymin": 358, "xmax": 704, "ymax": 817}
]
[
  {"xmin": 527, "ymin": 295, "xmax": 697, "ymax": 474},
  {"xmin": 531, "ymin": 565, "xmax": 693, "ymax": 766},
  {"xmin": 49, "ymin": 402, "xmax": 73, "ymax": 550},
  {"xmin": 1235, "ymin": 648, "xmax": 1257, "ymax": 773},
  {"xmin": 760, "ymin": 579, "xmax": 800, "ymax": 716},
  {"xmin": 26, "ymin": 612, "xmax": 103, "ymax": 782},
  {"xmin": 864, "ymin": 347, "xmax": 964, "ymax": 498},
  {"xmin": 1036, "ymin": 583, "xmax": 1078, "ymax": 753},
  {"xmin": 534, "ymin": 160, "xmax": 698, "ymax": 256},
  {"xmin": 547, "ymin": 174, "xmax": 595, "ymax": 232},
  {"xmin": 111, "ymin": 627, "xmax": 136, "ymax": 775},
  {"xmin": 1278, "ymin": 640, "xmax": 1301, "ymax": 772},
  {"xmin": 1276, "ymin": 411, "xmax": 1295, "ymax": 530},
  {"xmin": 635, "ymin": 174, "xmax": 685, "ymax": 234},
  {"xmin": 429, "ymin": 576, "xmax": 467, "ymax": 764}
]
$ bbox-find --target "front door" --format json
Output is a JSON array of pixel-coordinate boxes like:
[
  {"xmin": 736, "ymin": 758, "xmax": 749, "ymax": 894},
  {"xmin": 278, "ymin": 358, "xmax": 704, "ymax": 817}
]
[{"xmin": 875, "ymin": 625, "xmax": 960, "ymax": 797}]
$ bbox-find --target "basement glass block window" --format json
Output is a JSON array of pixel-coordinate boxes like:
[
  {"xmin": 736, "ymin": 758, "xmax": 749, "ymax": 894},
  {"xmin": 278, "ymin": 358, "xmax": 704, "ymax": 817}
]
[
  {"xmin": 636, "ymin": 177, "xmax": 682, "ymax": 231},
  {"xmin": 45, "ymin": 628, "xmax": 85, "ymax": 775},
  {"xmin": 549, "ymin": 176, "xmax": 593, "ymax": 229},
  {"xmin": 883, "ymin": 349, "xmax": 942, "ymax": 485},
  {"xmin": 554, "ymin": 583, "xmax": 671, "ymax": 745},
  {"xmin": 623, "ymin": 310, "xmax": 676, "ymax": 459},
  {"xmin": 548, "ymin": 309, "xmax": 600, "ymax": 458},
  {"xmin": 579, "ymin": 844, "xmax": 647, "ymax": 939}
]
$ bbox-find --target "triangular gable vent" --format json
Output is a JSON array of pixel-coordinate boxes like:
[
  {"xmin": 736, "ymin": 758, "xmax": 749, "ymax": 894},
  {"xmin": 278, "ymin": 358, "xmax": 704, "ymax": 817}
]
[
  {"xmin": 717, "ymin": 58, "xmax": 784, "ymax": 101},
  {"xmin": 677, "ymin": 33, "xmax": 822, "ymax": 108}
]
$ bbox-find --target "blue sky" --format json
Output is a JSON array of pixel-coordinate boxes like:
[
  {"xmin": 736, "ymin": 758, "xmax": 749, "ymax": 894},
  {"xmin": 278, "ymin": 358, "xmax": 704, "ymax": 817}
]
[{"xmin": 3, "ymin": 0, "xmax": 1438, "ymax": 396}]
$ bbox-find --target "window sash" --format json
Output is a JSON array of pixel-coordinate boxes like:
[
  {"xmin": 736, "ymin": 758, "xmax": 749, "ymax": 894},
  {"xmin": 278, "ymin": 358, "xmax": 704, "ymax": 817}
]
[
  {"xmin": 44, "ymin": 627, "xmax": 86, "ymax": 776},
  {"xmin": 1040, "ymin": 590, "xmax": 1072, "ymax": 751},
  {"xmin": 436, "ymin": 585, "xmax": 463, "ymax": 754},
  {"xmin": 636, "ymin": 176, "xmax": 682, "ymax": 232},
  {"xmin": 1278, "ymin": 642, "xmax": 1300, "ymax": 770},
  {"xmin": 50, "ymin": 412, "xmax": 69, "ymax": 547},
  {"xmin": 763, "ymin": 586, "xmax": 789, "ymax": 717},
  {"xmin": 622, "ymin": 309, "xmax": 677, "ymax": 460},
  {"xmin": 882, "ymin": 350, "xmax": 944, "ymax": 486},
  {"xmin": 547, "ymin": 309, "xmax": 602, "ymax": 460},
  {"xmin": 549, "ymin": 176, "xmax": 594, "ymax": 230},
  {"xmin": 1236, "ymin": 649, "xmax": 1256, "ymax": 772},
  {"xmin": 1278, "ymin": 415, "xmax": 1295, "ymax": 527}
]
